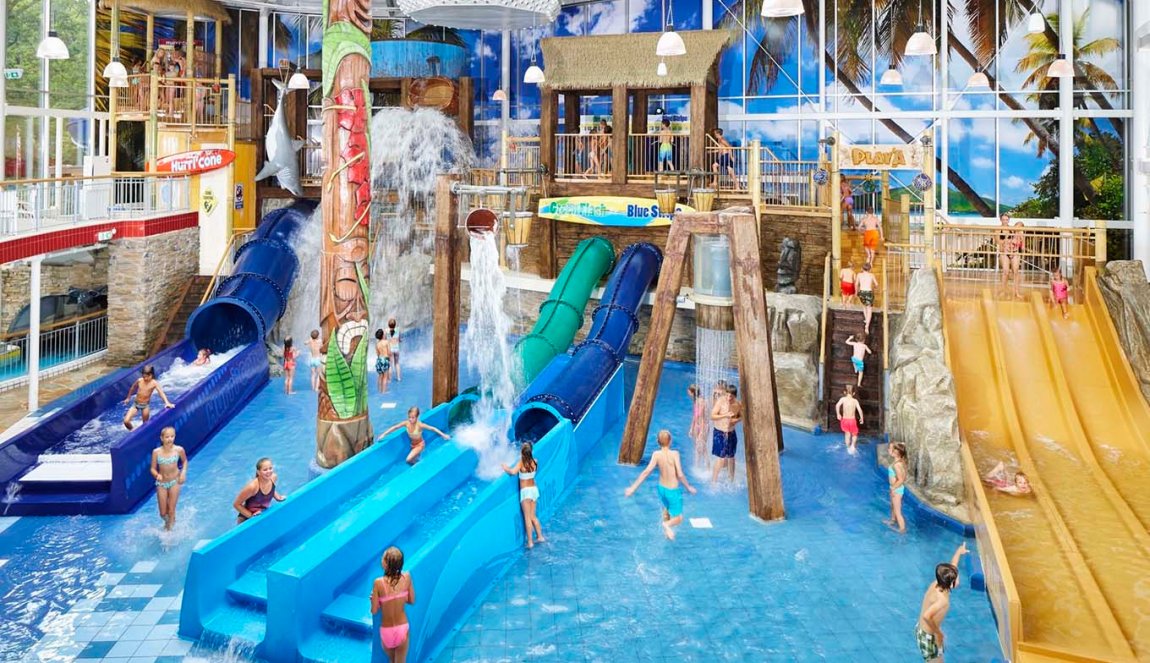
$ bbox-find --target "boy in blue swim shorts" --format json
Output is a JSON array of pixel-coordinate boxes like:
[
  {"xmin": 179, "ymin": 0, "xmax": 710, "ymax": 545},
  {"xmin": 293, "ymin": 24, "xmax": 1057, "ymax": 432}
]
[
  {"xmin": 625, "ymin": 430, "xmax": 696, "ymax": 540},
  {"xmin": 846, "ymin": 332, "xmax": 872, "ymax": 387},
  {"xmin": 710, "ymin": 383, "xmax": 742, "ymax": 484}
]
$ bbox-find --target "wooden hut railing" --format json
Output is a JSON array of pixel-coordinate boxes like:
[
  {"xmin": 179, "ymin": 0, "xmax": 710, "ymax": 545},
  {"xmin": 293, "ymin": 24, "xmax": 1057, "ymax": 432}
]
[
  {"xmin": 625, "ymin": 133, "xmax": 690, "ymax": 179},
  {"xmin": 114, "ymin": 74, "xmax": 233, "ymax": 128},
  {"xmin": 555, "ymin": 133, "xmax": 610, "ymax": 180}
]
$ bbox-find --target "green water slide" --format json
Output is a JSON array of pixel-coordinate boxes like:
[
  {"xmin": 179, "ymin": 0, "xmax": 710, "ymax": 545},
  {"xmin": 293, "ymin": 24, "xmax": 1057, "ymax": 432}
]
[{"xmin": 515, "ymin": 236, "xmax": 616, "ymax": 385}]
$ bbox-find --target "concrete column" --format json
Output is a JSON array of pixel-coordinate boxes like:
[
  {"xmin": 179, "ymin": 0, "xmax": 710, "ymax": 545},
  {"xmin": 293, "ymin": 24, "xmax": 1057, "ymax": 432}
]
[
  {"xmin": 27, "ymin": 255, "xmax": 42, "ymax": 411},
  {"xmin": 1132, "ymin": 8, "xmax": 1150, "ymax": 272},
  {"xmin": 1058, "ymin": 0, "xmax": 1073, "ymax": 226}
]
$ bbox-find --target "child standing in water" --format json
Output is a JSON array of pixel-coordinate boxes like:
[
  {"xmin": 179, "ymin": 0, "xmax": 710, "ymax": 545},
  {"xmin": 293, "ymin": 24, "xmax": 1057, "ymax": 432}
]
[
  {"xmin": 375, "ymin": 329, "xmax": 392, "ymax": 394},
  {"xmin": 388, "ymin": 319, "xmax": 402, "ymax": 382},
  {"xmin": 835, "ymin": 384, "xmax": 862, "ymax": 455},
  {"xmin": 686, "ymin": 384, "xmax": 709, "ymax": 469},
  {"xmin": 371, "ymin": 546, "xmax": 415, "ymax": 663},
  {"xmin": 916, "ymin": 543, "xmax": 969, "ymax": 663},
  {"xmin": 122, "ymin": 365, "xmax": 174, "ymax": 430},
  {"xmin": 846, "ymin": 332, "xmax": 872, "ymax": 387},
  {"xmin": 1049, "ymin": 268, "xmax": 1070, "ymax": 319},
  {"xmin": 886, "ymin": 442, "xmax": 908, "ymax": 533},
  {"xmin": 378, "ymin": 406, "xmax": 450, "ymax": 464},
  {"xmin": 149, "ymin": 426, "xmax": 187, "ymax": 531},
  {"xmin": 710, "ymin": 384, "xmax": 742, "ymax": 484},
  {"xmin": 840, "ymin": 260, "xmax": 858, "ymax": 305},
  {"xmin": 307, "ymin": 329, "xmax": 323, "ymax": 392},
  {"xmin": 283, "ymin": 337, "xmax": 299, "ymax": 395},
  {"xmin": 624, "ymin": 430, "xmax": 696, "ymax": 540},
  {"xmin": 501, "ymin": 442, "xmax": 546, "ymax": 549},
  {"xmin": 233, "ymin": 457, "xmax": 286, "ymax": 524}
]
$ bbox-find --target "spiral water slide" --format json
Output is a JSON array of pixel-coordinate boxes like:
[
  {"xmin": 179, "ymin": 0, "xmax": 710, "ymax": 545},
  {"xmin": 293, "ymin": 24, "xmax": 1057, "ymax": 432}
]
[
  {"xmin": 0, "ymin": 201, "xmax": 315, "ymax": 516},
  {"xmin": 943, "ymin": 273, "xmax": 1150, "ymax": 662}
]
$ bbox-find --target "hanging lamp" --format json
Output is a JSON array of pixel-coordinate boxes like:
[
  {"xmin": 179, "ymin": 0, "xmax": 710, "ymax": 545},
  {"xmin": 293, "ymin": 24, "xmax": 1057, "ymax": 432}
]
[
  {"xmin": 657, "ymin": 60, "xmax": 668, "ymax": 77},
  {"xmin": 1027, "ymin": 5, "xmax": 1045, "ymax": 34},
  {"xmin": 761, "ymin": 0, "xmax": 804, "ymax": 17},
  {"xmin": 287, "ymin": 5, "xmax": 310, "ymax": 90},
  {"xmin": 656, "ymin": 0, "xmax": 686, "ymax": 57},
  {"xmin": 37, "ymin": 30, "xmax": 69, "ymax": 60},
  {"xmin": 103, "ymin": 57, "xmax": 128, "ymax": 79},
  {"xmin": 1047, "ymin": 55, "xmax": 1073, "ymax": 78},
  {"xmin": 967, "ymin": 70, "xmax": 990, "ymax": 88},
  {"xmin": 904, "ymin": 0, "xmax": 936, "ymax": 56},
  {"xmin": 523, "ymin": 19, "xmax": 545, "ymax": 84},
  {"xmin": 880, "ymin": 65, "xmax": 903, "ymax": 86},
  {"xmin": 109, "ymin": 75, "xmax": 129, "ymax": 88},
  {"xmin": 492, "ymin": 88, "xmax": 507, "ymax": 101}
]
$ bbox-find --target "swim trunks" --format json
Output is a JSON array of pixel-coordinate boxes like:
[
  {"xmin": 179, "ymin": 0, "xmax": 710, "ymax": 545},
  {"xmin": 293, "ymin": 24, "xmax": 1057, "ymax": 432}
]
[
  {"xmin": 308, "ymin": 356, "xmax": 321, "ymax": 368},
  {"xmin": 863, "ymin": 229, "xmax": 881, "ymax": 249},
  {"xmin": 659, "ymin": 143, "xmax": 673, "ymax": 162},
  {"xmin": 840, "ymin": 417, "xmax": 859, "ymax": 435},
  {"xmin": 841, "ymin": 281, "xmax": 856, "ymax": 296},
  {"xmin": 520, "ymin": 485, "xmax": 540, "ymax": 502},
  {"xmin": 915, "ymin": 625, "xmax": 940, "ymax": 662},
  {"xmin": 859, "ymin": 290, "xmax": 875, "ymax": 306},
  {"xmin": 712, "ymin": 429, "xmax": 738, "ymax": 458},
  {"xmin": 657, "ymin": 484, "xmax": 683, "ymax": 518},
  {"xmin": 717, "ymin": 153, "xmax": 732, "ymax": 169},
  {"xmin": 852, "ymin": 356, "xmax": 865, "ymax": 373},
  {"xmin": 376, "ymin": 356, "xmax": 391, "ymax": 374}
]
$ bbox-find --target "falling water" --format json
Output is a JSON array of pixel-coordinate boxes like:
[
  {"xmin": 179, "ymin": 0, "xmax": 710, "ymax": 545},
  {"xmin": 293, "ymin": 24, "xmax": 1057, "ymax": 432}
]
[
  {"xmin": 454, "ymin": 233, "xmax": 518, "ymax": 478},
  {"xmin": 695, "ymin": 327, "xmax": 737, "ymax": 397},
  {"xmin": 504, "ymin": 244, "xmax": 525, "ymax": 335},
  {"xmin": 3, "ymin": 482, "xmax": 21, "ymax": 516},
  {"xmin": 276, "ymin": 208, "xmax": 324, "ymax": 344}
]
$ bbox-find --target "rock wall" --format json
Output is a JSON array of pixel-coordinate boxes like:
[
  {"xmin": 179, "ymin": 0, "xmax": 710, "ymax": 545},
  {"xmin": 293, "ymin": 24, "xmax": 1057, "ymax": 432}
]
[
  {"xmin": 0, "ymin": 248, "xmax": 111, "ymax": 332},
  {"xmin": 1097, "ymin": 261, "xmax": 1150, "ymax": 404},
  {"xmin": 886, "ymin": 268, "xmax": 963, "ymax": 508},
  {"xmin": 106, "ymin": 228, "xmax": 200, "ymax": 365}
]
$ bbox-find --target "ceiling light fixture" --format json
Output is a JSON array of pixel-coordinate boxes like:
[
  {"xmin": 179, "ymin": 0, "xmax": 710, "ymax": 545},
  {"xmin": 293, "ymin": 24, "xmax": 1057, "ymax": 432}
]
[
  {"xmin": 656, "ymin": 0, "xmax": 686, "ymax": 57},
  {"xmin": 1047, "ymin": 55, "xmax": 1074, "ymax": 78},
  {"xmin": 904, "ymin": 0, "xmax": 936, "ymax": 56},
  {"xmin": 37, "ymin": 30, "xmax": 69, "ymax": 60},
  {"xmin": 880, "ymin": 65, "xmax": 903, "ymax": 86},
  {"xmin": 761, "ymin": 0, "xmax": 804, "ymax": 18}
]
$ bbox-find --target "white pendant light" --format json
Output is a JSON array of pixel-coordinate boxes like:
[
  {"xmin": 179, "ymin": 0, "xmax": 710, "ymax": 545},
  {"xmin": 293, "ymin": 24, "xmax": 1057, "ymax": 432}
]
[
  {"xmin": 287, "ymin": 71, "xmax": 310, "ymax": 90},
  {"xmin": 761, "ymin": 0, "xmax": 804, "ymax": 17},
  {"xmin": 880, "ymin": 65, "xmax": 903, "ymax": 86},
  {"xmin": 109, "ymin": 75, "xmax": 129, "ymax": 88},
  {"xmin": 657, "ymin": 60, "xmax": 668, "ymax": 77},
  {"xmin": 37, "ymin": 30, "xmax": 70, "ymax": 60},
  {"xmin": 905, "ymin": 27, "xmax": 936, "ymax": 56},
  {"xmin": 1047, "ymin": 55, "xmax": 1074, "ymax": 78},
  {"xmin": 103, "ymin": 57, "xmax": 128, "ymax": 79},
  {"xmin": 524, "ymin": 64, "xmax": 545, "ymax": 84},
  {"xmin": 656, "ymin": 0, "xmax": 686, "ymax": 57},
  {"xmin": 492, "ymin": 88, "xmax": 507, "ymax": 101},
  {"xmin": 1027, "ymin": 11, "xmax": 1045, "ymax": 34},
  {"xmin": 967, "ymin": 70, "xmax": 990, "ymax": 88}
]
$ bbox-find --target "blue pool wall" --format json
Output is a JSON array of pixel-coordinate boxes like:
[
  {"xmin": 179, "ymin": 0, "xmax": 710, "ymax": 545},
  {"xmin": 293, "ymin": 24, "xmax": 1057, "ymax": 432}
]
[
  {"xmin": 374, "ymin": 364, "xmax": 626, "ymax": 663},
  {"xmin": 370, "ymin": 41, "xmax": 467, "ymax": 79}
]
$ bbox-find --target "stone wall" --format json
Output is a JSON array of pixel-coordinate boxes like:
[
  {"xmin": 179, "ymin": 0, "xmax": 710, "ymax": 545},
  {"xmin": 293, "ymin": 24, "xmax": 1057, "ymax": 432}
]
[
  {"xmin": 886, "ymin": 268, "xmax": 963, "ymax": 509},
  {"xmin": 0, "ymin": 248, "xmax": 110, "ymax": 331},
  {"xmin": 1097, "ymin": 261, "xmax": 1150, "ymax": 404},
  {"xmin": 760, "ymin": 210, "xmax": 831, "ymax": 296},
  {"xmin": 106, "ymin": 228, "xmax": 200, "ymax": 365}
]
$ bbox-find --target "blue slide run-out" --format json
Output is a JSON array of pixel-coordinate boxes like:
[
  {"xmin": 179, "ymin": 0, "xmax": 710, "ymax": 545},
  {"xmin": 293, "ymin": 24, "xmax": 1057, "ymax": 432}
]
[{"xmin": 0, "ymin": 201, "xmax": 315, "ymax": 516}]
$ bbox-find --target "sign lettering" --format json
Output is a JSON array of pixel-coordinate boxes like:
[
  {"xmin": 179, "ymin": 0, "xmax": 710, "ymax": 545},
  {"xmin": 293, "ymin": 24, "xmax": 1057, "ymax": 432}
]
[
  {"xmin": 837, "ymin": 144, "xmax": 923, "ymax": 171},
  {"xmin": 155, "ymin": 149, "xmax": 236, "ymax": 176},
  {"xmin": 538, "ymin": 196, "xmax": 695, "ymax": 227}
]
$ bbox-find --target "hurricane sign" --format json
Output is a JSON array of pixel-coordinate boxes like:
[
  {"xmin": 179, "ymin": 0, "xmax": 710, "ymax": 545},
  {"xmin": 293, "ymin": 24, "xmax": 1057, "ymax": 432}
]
[{"xmin": 155, "ymin": 149, "xmax": 236, "ymax": 175}]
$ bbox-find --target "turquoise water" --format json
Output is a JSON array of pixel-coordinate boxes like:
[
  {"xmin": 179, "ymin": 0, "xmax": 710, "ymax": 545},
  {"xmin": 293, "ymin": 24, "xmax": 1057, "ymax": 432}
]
[{"xmin": 0, "ymin": 347, "xmax": 1002, "ymax": 661}]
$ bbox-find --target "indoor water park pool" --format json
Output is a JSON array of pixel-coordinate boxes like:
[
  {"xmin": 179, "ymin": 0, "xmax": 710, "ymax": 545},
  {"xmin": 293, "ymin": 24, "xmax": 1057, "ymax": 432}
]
[{"xmin": 0, "ymin": 348, "xmax": 1003, "ymax": 662}]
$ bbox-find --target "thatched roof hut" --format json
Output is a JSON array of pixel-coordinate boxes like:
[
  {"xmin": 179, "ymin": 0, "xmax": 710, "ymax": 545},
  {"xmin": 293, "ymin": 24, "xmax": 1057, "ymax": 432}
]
[
  {"xmin": 539, "ymin": 30, "xmax": 731, "ymax": 91},
  {"xmin": 99, "ymin": 0, "xmax": 231, "ymax": 23}
]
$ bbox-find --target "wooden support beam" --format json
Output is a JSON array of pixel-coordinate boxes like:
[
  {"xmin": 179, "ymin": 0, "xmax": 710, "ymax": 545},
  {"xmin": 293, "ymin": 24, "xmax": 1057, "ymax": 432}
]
[
  {"xmin": 611, "ymin": 84, "xmax": 627, "ymax": 184},
  {"xmin": 563, "ymin": 93, "xmax": 580, "ymax": 133},
  {"xmin": 214, "ymin": 19, "xmax": 222, "ymax": 78},
  {"xmin": 457, "ymin": 77, "xmax": 473, "ymax": 138},
  {"xmin": 432, "ymin": 173, "xmax": 463, "ymax": 406},
  {"xmin": 689, "ymin": 83, "xmax": 707, "ymax": 170},
  {"xmin": 632, "ymin": 90, "xmax": 649, "ymax": 134},
  {"xmin": 540, "ymin": 88, "xmax": 556, "ymax": 183},
  {"xmin": 538, "ymin": 216, "xmax": 557, "ymax": 279}
]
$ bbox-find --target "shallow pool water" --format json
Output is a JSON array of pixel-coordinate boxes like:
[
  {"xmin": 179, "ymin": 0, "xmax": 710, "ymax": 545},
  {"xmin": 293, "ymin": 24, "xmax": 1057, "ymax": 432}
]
[{"xmin": 0, "ymin": 343, "xmax": 1002, "ymax": 662}]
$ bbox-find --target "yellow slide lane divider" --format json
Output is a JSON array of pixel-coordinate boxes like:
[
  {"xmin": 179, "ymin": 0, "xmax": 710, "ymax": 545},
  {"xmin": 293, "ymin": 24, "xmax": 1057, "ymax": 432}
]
[{"xmin": 980, "ymin": 290, "xmax": 1135, "ymax": 661}]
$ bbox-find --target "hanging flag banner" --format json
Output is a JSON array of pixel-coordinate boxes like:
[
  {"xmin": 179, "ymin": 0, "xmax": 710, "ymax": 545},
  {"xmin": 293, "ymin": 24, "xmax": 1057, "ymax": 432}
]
[
  {"xmin": 837, "ymin": 144, "xmax": 925, "ymax": 171},
  {"xmin": 538, "ymin": 196, "xmax": 694, "ymax": 227},
  {"xmin": 155, "ymin": 149, "xmax": 236, "ymax": 175}
]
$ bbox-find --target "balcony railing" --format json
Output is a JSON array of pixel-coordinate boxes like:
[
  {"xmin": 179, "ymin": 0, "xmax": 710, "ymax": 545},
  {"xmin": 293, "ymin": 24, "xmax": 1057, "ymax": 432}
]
[
  {"xmin": 703, "ymin": 143, "xmax": 753, "ymax": 194},
  {"xmin": 114, "ymin": 74, "xmax": 234, "ymax": 128},
  {"xmin": 626, "ymin": 133, "xmax": 690, "ymax": 178},
  {"xmin": 0, "ymin": 313, "xmax": 108, "ymax": 390},
  {"xmin": 555, "ymin": 133, "xmax": 611, "ymax": 180},
  {"xmin": 302, "ymin": 143, "xmax": 325, "ymax": 188},
  {"xmin": 0, "ymin": 174, "xmax": 192, "ymax": 237},
  {"xmin": 759, "ymin": 158, "xmax": 825, "ymax": 208}
]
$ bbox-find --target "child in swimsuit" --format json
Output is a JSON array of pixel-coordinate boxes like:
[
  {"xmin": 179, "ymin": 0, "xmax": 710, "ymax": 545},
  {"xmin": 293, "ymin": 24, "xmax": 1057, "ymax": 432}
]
[
  {"xmin": 283, "ymin": 337, "xmax": 298, "ymax": 395},
  {"xmin": 1049, "ymin": 268, "xmax": 1070, "ymax": 319},
  {"xmin": 371, "ymin": 546, "xmax": 414, "ymax": 662},
  {"xmin": 193, "ymin": 348, "xmax": 212, "ymax": 366},
  {"xmin": 374, "ymin": 329, "xmax": 392, "ymax": 394},
  {"xmin": 846, "ymin": 332, "xmax": 872, "ymax": 387},
  {"xmin": 686, "ymin": 384, "xmax": 709, "ymax": 469},
  {"xmin": 307, "ymin": 329, "xmax": 323, "ymax": 392},
  {"xmin": 149, "ymin": 426, "xmax": 187, "ymax": 531},
  {"xmin": 624, "ymin": 430, "xmax": 696, "ymax": 541},
  {"xmin": 388, "ymin": 318, "xmax": 402, "ymax": 382},
  {"xmin": 835, "ymin": 384, "xmax": 863, "ymax": 455},
  {"xmin": 122, "ymin": 365, "xmax": 174, "ymax": 431},
  {"xmin": 840, "ymin": 180, "xmax": 856, "ymax": 229},
  {"xmin": 839, "ymin": 261, "xmax": 858, "ymax": 305},
  {"xmin": 710, "ymin": 384, "xmax": 742, "ymax": 485},
  {"xmin": 501, "ymin": 442, "xmax": 546, "ymax": 549},
  {"xmin": 983, "ymin": 461, "xmax": 1032, "ymax": 496},
  {"xmin": 859, "ymin": 208, "xmax": 883, "ymax": 264},
  {"xmin": 885, "ymin": 442, "xmax": 908, "ymax": 533},
  {"xmin": 917, "ymin": 543, "xmax": 969, "ymax": 662},
  {"xmin": 856, "ymin": 262, "xmax": 879, "ymax": 331},
  {"xmin": 657, "ymin": 119, "xmax": 675, "ymax": 172},
  {"xmin": 233, "ymin": 457, "xmax": 286, "ymax": 524},
  {"xmin": 378, "ymin": 406, "xmax": 450, "ymax": 465}
]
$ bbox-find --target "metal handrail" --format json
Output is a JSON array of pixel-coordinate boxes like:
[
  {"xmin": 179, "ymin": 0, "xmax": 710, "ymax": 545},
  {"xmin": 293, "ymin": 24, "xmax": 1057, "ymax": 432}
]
[
  {"xmin": 0, "ymin": 309, "xmax": 107, "ymax": 342},
  {"xmin": 0, "ymin": 171, "xmax": 193, "ymax": 188}
]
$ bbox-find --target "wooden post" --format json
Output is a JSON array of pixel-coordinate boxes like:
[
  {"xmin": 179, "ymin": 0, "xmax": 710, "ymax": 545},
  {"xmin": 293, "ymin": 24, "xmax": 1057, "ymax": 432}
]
[
  {"xmin": 146, "ymin": 71, "xmax": 159, "ymax": 170},
  {"xmin": 539, "ymin": 88, "xmax": 555, "ymax": 183},
  {"xmin": 830, "ymin": 132, "xmax": 841, "ymax": 296},
  {"xmin": 610, "ymin": 84, "xmax": 627, "ymax": 184},
  {"xmin": 900, "ymin": 193, "xmax": 911, "ymax": 247},
  {"xmin": 1094, "ymin": 220, "xmax": 1107, "ymax": 263},
  {"xmin": 563, "ymin": 93, "xmax": 580, "ymax": 133},
  {"xmin": 689, "ymin": 83, "xmax": 706, "ymax": 171},
  {"xmin": 749, "ymin": 139, "xmax": 761, "ymax": 231},
  {"xmin": 632, "ymin": 90, "xmax": 649, "ymax": 134},
  {"xmin": 538, "ymin": 217, "xmax": 557, "ymax": 279},
  {"xmin": 226, "ymin": 74, "xmax": 235, "ymax": 148},
  {"xmin": 880, "ymin": 171, "xmax": 890, "ymax": 237},
  {"xmin": 146, "ymin": 13, "xmax": 153, "ymax": 56},
  {"xmin": 432, "ymin": 174, "xmax": 463, "ymax": 406},
  {"xmin": 457, "ymin": 76, "xmax": 473, "ymax": 137},
  {"xmin": 214, "ymin": 19, "xmax": 222, "ymax": 78}
]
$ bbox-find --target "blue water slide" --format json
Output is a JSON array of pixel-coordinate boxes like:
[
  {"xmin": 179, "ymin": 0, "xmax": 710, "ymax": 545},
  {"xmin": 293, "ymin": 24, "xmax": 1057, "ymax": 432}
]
[
  {"xmin": 514, "ymin": 242, "xmax": 663, "ymax": 442},
  {"xmin": 0, "ymin": 201, "xmax": 315, "ymax": 516}
]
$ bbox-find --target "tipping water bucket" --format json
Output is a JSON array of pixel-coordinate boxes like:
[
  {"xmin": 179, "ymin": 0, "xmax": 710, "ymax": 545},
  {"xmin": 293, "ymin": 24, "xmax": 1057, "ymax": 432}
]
[
  {"xmin": 464, "ymin": 208, "xmax": 498, "ymax": 237},
  {"xmin": 692, "ymin": 188, "xmax": 716, "ymax": 212},
  {"xmin": 504, "ymin": 212, "xmax": 533, "ymax": 247},
  {"xmin": 655, "ymin": 189, "xmax": 678, "ymax": 219}
]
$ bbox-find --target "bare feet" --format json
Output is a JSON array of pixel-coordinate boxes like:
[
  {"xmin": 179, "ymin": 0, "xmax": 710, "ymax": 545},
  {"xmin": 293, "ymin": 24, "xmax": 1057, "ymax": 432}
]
[{"xmin": 662, "ymin": 522, "xmax": 675, "ymax": 540}]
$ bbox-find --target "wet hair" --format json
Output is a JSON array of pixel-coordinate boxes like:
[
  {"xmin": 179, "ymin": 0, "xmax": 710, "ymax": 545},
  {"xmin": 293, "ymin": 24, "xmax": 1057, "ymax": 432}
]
[
  {"xmin": 935, "ymin": 563, "xmax": 958, "ymax": 590},
  {"xmin": 407, "ymin": 406, "xmax": 420, "ymax": 418},
  {"xmin": 520, "ymin": 442, "xmax": 537, "ymax": 472},
  {"xmin": 375, "ymin": 328, "xmax": 385, "ymax": 340},
  {"xmin": 160, "ymin": 426, "xmax": 176, "ymax": 441},
  {"xmin": 284, "ymin": 337, "xmax": 293, "ymax": 350},
  {"xmin": 657, "ymin": 430, "xmax": 672, "ymax": 446},
  {"xmin": 1000, "ymin": 213, "xmax": 1011, "ymax": 222},
  {"xmin": 1015, "ymin": 471, "xmax": 1030, "ymax": 485},
  {"xmin": 891, "ymin": 442, "xmax": 907, "ymax": 460},
  {"xmin": 856, "ymin": 331, "xmax": 868, "ymax": 345},
  {"xmin": 863, "ymin": 262, "xmax": 872, "ymax": 271},
  {"xmin": 844, "ymin": 384, "xmax": 856, "ymax": 397},
  {"xmin": 310, "ymin": 329, "xmax": 320, "ymax": 339},
  {"xmin": 382, "ymin": 546, "xmax": 404, "ymax": 587},
  {"xmin": 726, "ymin": 384, "xmax": 738, "ymax": 397},
  {"xmin": 141, "ymin": 365, "xmax": 155, "ymax": 377},
  {"xmin": 661, "ymin": 119, "xmax": 670, "ymax": 128},
  {"xmin": 688, "ymin": 384, "xmax": 700, "ymax": 399},
  {"xmin": 866, "ymin": 207, "xmax": 875, "ymax": 214},
  {"xmin": 388, "ymin": 318, "xmax": 397, "ymax": 329},
  {"xmin": 255, "ymin": 457, "xmax": 272, "ymax": 476}
]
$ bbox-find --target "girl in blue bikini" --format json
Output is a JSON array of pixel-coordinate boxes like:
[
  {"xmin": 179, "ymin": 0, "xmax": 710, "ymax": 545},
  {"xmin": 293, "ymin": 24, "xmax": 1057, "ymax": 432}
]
[
  {"xmin": 149, "ymin": 426, "xmax": 187, "ymax": 531},
  {"xmin": 502, "ymin": 442, "xmax": 546, "ymax": 549},
  {"xmin": 886, "ymin": 442, "xmax": 908, "ymax": 533}
]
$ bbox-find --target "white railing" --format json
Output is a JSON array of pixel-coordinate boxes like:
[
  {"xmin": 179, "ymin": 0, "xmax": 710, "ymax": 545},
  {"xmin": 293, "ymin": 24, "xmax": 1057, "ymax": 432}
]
[
  {"xmin": 0, "ymin": 314, "xmax": 109, "ymax": 390},
  {"xmin": 0, "ymin": 175, "xmax": 192, "ymax": 237},
  {"xmin": 759, "ymin": 159, "xmax": 824, "ymax": 207}
]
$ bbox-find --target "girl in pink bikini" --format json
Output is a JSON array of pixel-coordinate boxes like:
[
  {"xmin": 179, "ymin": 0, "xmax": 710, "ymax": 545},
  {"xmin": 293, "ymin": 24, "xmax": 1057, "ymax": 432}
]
[
  {"xmin": 1049, "ymin": 268, "xmax": 1070, "ymax": 319},
  {"xmin": 371, "ymin": 546, "xmax": 415, "ymax": 662},
  {"xmin": 686, "ymin": 384, "xmax": 708, "ymax": 468}
]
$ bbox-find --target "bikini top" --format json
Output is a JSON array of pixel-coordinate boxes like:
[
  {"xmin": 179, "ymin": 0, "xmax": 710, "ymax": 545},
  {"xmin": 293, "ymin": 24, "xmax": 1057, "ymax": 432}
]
[
  {"xmin": 519, "ymin": 471, "xmax": 536, "ymax": 480},
  {"xmin": 377, "ymin": 591, "xmax": 407, "ymax": 604},
  {"xmin": 887, "ymin": 465, "xmax": 896, "ymax": 479},
  {"xmin": 1052, "ymin": 280, "xmax": 1068, "ymax": 294},
  {"xmin": 156, "ymin": 454, "xmax": 179, "ymax": 466}
]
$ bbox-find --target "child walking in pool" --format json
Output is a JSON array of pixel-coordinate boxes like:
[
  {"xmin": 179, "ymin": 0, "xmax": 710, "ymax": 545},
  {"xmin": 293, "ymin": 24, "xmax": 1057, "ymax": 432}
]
[
  {"xmin": 377, "ymin": 406, "xmax": 450, "ymax": 464},
  {"xmin": 710, "ymin": 384, "xmax": 742, "ymax": 485},
  {"xmin": 375, "ymin": 329, "xmax": 392, "ymax": 394},
  {"xmin": 835, "ymin": 384, "xmax": 862, "ymax": 455},
  {"xmin": 122, "ymin": 365, "xmax": 174, "ymax": 430},
  {"xmin": 501, "ymin": 442, "xmax": 546, "ymax": 549},
  {"xmin": 846, "ymin": 332, "xmax": 872, "ymax": 387},
  {"xmin": 886, "ymin": 442, "xmax": 908, "ymax": 533},
  {"xmin": 283, "ymin": 337, "xmax": 299, "ymax": 395},
  {"xmin": 234, "ymin": 457, "xmax": 286, "ymax": 524},
  {"xmin": 307, "ymin": 330, "xmax": 323, "ymax": 392},
  {"xmin": 371, "ymin": 546, "xmax": 415, "ymax": 663},
  {"xmin": 686, "ymin": 384, "xmax": 709, "ymax": 469},
  {"xmin": 916, "ymin": 543, "xmax": 969, "ymax": 662},
  {"xmin": 388, "ymin": 318, "xmax": 402, "ymax": 382},
  {"xmin": 150, "ymin": 426, "xmax": 187, "ymax": 531},
  {"xmin": 624, "ymin": 430, "xmax": 696, "ymax": 540},
  {"xmin": 1049, "ymin": 268, "xmax": 1070, "ymax": 319}
]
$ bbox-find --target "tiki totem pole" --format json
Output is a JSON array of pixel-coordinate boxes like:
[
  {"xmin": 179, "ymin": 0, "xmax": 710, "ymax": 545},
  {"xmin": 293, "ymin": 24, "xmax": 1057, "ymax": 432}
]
[{"xmin": 316, "ymin": 0, "xmax": 373, "ymax": 468}]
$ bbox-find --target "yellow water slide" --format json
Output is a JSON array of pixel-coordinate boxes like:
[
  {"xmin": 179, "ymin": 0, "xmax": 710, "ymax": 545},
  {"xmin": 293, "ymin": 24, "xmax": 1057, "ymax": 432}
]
[{"xmin": 942, "ymin": 276, "xmax": 1150, "ymax": 661}]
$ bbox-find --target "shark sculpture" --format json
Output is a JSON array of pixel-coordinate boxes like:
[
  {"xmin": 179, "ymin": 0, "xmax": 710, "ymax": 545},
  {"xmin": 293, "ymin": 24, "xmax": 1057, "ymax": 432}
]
[{"xmin": 255, "ymin": 78, "xmax": 305, "ymax": 197}]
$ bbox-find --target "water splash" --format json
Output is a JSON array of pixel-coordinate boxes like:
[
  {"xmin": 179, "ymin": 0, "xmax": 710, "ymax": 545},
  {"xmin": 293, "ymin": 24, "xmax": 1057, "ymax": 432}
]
[
  {"xmin": 276, "ymin": 208, "xmax": 323, "ymax": 344},
  {"xmin": 695, "ymin": 327, "xmax": 737, "ymax": 398},
  {"xmin": 3, "ymin": 482, "xmax": 20, "ymax": 516}
]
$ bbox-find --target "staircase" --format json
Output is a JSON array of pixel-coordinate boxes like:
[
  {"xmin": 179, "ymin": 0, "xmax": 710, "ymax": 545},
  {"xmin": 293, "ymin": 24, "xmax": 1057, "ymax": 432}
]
[
  {"xmin": 823, "ymin": 305, "xmax": 885, "ymax": 436},
  {"xmin": 151, "ymin": 275, "xmax": 213, "ymax": 355}
]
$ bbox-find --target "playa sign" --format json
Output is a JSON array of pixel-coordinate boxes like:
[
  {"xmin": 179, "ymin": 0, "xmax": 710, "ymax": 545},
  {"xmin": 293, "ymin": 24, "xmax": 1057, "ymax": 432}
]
[
  {"xmin": 155, "ymin": 149, "xmax": 236, "ymax": 176},
  {"xmin": 538, "ymin": 196, "xmax": 694, "ymax": 227},
  {"xmin": 837, "ymin": 144, "xmax": 924, "ymax": 171}
]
